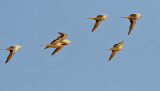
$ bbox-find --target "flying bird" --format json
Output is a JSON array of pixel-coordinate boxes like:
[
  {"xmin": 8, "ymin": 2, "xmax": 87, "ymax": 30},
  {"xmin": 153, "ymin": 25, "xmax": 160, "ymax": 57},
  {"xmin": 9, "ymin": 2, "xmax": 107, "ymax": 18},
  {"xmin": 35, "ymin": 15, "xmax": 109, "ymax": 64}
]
[
  {"xmin": 123, "ymin": 13, "xmax": 142, "ymax": 35},
  {"xmin": 107, "ymin": 41, "xmax": 124, "ymax": 61},
  {"xmin": 43, "ymin": 32, "xmax": 71, "ymax": 55},
  {"xmin": 2, "ymin": 45, "xmax": 22, "ymax": 63},
  {"xmin": 88, "ymin": 14, "xmax": 108, "ymax": 32}
]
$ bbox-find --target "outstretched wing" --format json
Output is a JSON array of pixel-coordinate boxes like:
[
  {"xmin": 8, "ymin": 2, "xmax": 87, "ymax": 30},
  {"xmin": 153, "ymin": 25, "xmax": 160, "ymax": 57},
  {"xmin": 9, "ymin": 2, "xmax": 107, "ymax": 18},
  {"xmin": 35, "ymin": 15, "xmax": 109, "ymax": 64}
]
[
  {"xmin": 128, "ymin": 19, "xmax": 136, "ymax": 35},
  {"xmin": 50, "ymin": 36, "xmax": 62, "ymax": 44},
  {"xmin": 51, "ymin": 32, "xmax": 67, "ymax": 44},
  {"xmin": 108, "ymin": 51, "xmax": 118, "ymax": 61},
  {"xmin": 113, "ymin": 41, "xmax": 124, "ymax": 48},
  {"xmin": 92, "ymin": 20, "xmax": 101, "ymax": 32},
  {"xmin": 5, "ymin": 50, "xmax": 15, "ymax": 63},
  {"xmin": 58, "ymin": 32, "xmax": 67, "ymax": 39},
  {"xmin": 51, "ymin": 45, "xmax": 65, "ymax": 55}
]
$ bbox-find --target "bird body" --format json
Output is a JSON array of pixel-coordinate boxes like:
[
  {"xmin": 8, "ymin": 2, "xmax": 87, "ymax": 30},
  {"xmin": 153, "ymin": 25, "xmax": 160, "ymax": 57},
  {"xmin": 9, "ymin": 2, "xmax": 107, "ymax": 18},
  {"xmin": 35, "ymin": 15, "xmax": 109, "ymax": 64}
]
[
  {"xmin": 43, "ymin": 32, "xmax": 71, "ymax": 55},
  {"xmin": 62, "ymin": 39, "xmax": 71, "ymax": 45},
  {"xmin": 107, "ymin": 41, "xmax": 124, "ymax": 61},
  {"xmin": 107, "ymin": 46, "xmax": 124, "ymax": 51},
  {"xmin": 88, "ymin": 14, "xmax": 108, "ymax": 32},
  {"xmin": 123, "ymin": 13, "xmax": 142, "ymax": 35},
  {"xmin": 43, "ymin": 42, "xmax": 62, "ymax": 49},
  {"xmin": 3, "ymin": 45, "xmax": 22, "ymax": 63}
]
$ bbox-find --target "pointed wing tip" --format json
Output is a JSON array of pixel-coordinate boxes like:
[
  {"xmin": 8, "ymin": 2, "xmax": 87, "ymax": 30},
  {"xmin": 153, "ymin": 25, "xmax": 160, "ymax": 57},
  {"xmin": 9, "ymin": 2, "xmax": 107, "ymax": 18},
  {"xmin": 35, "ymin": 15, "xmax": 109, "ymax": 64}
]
[
  {"xmin": 51, "ymin": 52, "xmax": 56, "ymax": 56},
  {"xmin": 128, "ymin": 32, "xmax": 130, "ymax": 35}
]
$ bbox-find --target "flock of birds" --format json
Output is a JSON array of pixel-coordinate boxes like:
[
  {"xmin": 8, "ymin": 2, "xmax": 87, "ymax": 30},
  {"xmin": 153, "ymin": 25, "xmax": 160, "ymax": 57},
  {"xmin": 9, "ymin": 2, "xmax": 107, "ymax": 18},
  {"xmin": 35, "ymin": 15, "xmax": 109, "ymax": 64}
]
[{"xmin": 1, "ymin": 13, "xmax": 142, "ymax": 63}]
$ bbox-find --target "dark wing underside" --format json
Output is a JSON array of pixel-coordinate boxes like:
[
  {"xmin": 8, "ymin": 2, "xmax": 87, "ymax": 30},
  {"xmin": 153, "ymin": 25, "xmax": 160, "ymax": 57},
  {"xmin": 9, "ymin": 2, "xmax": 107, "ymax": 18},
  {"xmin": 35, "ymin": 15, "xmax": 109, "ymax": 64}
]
[
  {"xmin": 128, "ymin": 19, "xmax": 136, "ymax": 35},
  {"xmin": 51, "ymin": 45, "xmax": 65, "ymax": 55},
  {"xmin": 109, "ymin": 51, "xmax": 118, "ymax": 61},
  {"xmin": 97, "ymin": 15, "xmax": 104, "ymax": 18},
  {"xmin": 92, "ymin": 20, "xmax": 101, "ymax": 32},
  {"xmin": 5, "ymin": 50, "xmax": 15, "ymax": 63}
]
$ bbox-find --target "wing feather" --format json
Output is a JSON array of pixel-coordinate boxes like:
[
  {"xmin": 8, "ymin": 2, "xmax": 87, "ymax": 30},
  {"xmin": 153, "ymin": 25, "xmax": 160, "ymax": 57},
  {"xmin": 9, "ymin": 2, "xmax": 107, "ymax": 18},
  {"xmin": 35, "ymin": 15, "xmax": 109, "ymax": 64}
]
[
  {"xmin": 128, "ymin": 19, "xmax": 136, "ymax": 35},
  {"xmin": 108, "ymin": 51, "xmax": 118, "ymax": 61},
  {"xmin": 5, "ymin": 50, "xmax": 15, "ymax": 63},
  {"xmin": 92, "ymin": 20, "xmax": 101, "ymax": 32},
  {"xmin": 51, "ymin": 45, "xmax": 64, "ymax": 55}
]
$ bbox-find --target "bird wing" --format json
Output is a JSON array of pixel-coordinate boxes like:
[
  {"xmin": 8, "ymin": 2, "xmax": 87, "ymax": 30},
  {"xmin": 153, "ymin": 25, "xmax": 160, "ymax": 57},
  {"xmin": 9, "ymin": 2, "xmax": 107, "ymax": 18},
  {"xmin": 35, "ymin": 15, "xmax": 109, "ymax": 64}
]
[
  {"xmin": 51, "ymin": 32, "xmax": 67, "ymax": 44},
  {"xmin": 51, "ymin": 45, "xmax": 65, "ymax": 55},
  {"xmin": 50, "ymin": 36, "xmax": 62, "ymax": 44},
  {"xmin": 130, "ymin": 14, "xmax": 137, "ymax": 19},
  {"xmin": 97, "ymin": 15, "xmax": 104, "ymax": 18},
  {"xmin": 58, "ymin": 32, "xmax": 67, "ymax": 39},
  {"xmin": 108, "ymin": 51, "xmax": 118, "ymax": 61},
  {"xmin": 5, "ymin": 50, "xmax": 15, "ymax": 63},
  {"xmin": 128, "ymin": 19, "xmax": 136, "ymax": 35},
  {"xmin": 113, "ymin": 41, "xmax": 124, "ymax": 48},
  {"xmin": 92, "ymin": 20, "xmax": 101, "ymax": 32}
]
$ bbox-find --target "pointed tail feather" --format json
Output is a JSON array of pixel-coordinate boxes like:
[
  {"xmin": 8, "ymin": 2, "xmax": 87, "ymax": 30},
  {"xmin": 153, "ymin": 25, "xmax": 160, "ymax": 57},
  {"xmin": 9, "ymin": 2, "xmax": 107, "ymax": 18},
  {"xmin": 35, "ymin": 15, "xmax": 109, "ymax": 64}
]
[
  {"xmin": 107, "ymin": 48, "xmax": 112, "ymax": 50},
  {"xmin": 88, "ymin": 18, "xmax": 95, "ymax": 19},
  {"xmin": 2, "ymin": 48, "xmax": 10, "ymax": 50},
  {"xmin": 122, "ymin": 16, "xmax": 130, "ymax": 19}
]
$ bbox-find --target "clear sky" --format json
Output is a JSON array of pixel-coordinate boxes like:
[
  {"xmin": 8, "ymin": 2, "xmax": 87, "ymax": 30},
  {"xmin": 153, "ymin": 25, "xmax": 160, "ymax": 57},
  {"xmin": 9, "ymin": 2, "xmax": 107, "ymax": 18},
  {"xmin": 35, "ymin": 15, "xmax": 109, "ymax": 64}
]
[{"xmin": 0, "ymin": 0, "xmax": 160, "ymax": 91}]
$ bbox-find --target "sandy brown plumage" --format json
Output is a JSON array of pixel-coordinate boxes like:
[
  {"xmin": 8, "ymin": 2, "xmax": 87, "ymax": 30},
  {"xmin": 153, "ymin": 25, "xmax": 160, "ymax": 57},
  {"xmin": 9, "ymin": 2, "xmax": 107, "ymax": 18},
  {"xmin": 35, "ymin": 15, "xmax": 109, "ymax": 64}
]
[
  {"xmin": 3, "ymin": 45, "xmax": 22, "ymax": 64},
  {"xmin": 123, "ymin": 13, "xmax": 142, "ymax": 35},
  {"xmin": 88, "ymin": 14, "xmax": 108, "ymax": 32},
  {"xmin": 128, "ymin": 19, "xmax": 136, "ymax": 35},
  {"xmin": 43, "ymin": 32, "xmax": 71, "ymax": 55},
  {"xmin": 6, "ymin": 50, "xmax": 15, "ymax": 63},
  {"xmin": 109, "ymin": 51, "xmax": 118, "ymax": 61},
  {"xmin": 92, "ymin": 20, "xmax": 102, "ymax": 32},
  {"xmin": 52, "ymin": 45, "xmax": 65, "ymax": 55},
  {"xmin": 107, "ymin": 41, "xmax": 124, "ymax": 61}
]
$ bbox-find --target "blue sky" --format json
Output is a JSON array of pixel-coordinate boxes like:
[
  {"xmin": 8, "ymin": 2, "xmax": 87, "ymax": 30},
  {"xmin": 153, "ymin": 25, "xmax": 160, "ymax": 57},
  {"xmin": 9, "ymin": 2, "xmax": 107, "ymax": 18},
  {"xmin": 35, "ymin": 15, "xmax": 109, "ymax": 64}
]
[{"xmin": 0, "ymin": 0, "xmax": 160, "ymax": 91}]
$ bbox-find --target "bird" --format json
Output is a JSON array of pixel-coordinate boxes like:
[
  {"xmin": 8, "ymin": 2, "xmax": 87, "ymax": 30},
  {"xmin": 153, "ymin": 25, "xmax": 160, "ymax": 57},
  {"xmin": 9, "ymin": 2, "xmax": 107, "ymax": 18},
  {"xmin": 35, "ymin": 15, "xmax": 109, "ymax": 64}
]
[
  {"xmin": 107, "ymin": 41, "xmax": 124, "ymax": 61},
  {"xmin": 123, "ymin": 13, "xmax": 142, "ymax": 35},
  {"xmin": 88, "ymin": 14, "xmax": 108, "ymax": 32},
  {"xmin": 43, "ymin": 32, "xmax": 71, "ymax": 55},
  {"xmin": 2, "ymin": 45, "xmax": 22, "ymax": 64}
]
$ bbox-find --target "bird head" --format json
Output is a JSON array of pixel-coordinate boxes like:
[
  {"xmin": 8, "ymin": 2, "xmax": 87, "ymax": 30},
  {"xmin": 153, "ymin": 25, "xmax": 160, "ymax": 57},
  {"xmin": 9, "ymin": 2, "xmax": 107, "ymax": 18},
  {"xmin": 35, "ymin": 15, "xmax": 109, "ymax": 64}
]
[
  {"xmin": 120, "ymin": 41, "xmax": 124, "ymax": 44},
  {"xmin": 104, "ymin": 14, "xmax": 109, "ymax": 18},
  {"xmin": 137, "ymin": 13, "xmax": 142, "ymax": 18},
  {"xmin": 14, "ymin": 45, "xmax": 22, "ymax": 50},
  {"xmin": 69, "ymin": 40, "xmax": 72, "ymax": 43}
]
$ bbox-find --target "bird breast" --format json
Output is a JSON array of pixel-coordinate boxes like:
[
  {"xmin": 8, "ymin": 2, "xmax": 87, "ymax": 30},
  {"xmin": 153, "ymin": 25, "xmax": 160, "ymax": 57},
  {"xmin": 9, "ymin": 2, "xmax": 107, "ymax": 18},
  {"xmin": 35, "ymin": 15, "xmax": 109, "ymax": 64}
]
[
  {"xmin": 103, "ymin": 15, "xmax": 108, "ymax": 19},
  {"xmin": 118, "ymin": 46, "xmax": 124, "ymax": 50},
  {"xmin": 100, "ymin": 16, "xmax": 107, "ymax": 20},
  {"xmin": 14, "ymin": 46, "xmax": 22, "ymax": 52},
  {"xmin": 62, "ymin": 39, "xmax": 70, "ymax": 44},
  {"xmin": 136, "ymin": 14, "xmax": 141, "ymax": 20},
  {"xmin": 51, "ymin": 43, "xmax": 61, "ymax": 48}
]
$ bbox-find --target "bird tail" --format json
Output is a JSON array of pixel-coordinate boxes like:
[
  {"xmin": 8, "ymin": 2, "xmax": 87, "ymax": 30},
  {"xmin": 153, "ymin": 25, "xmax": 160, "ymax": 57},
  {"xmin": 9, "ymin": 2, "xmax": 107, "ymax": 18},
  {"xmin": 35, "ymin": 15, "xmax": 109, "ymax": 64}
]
[
  {"xmin": 43, "ymin": 44, "xmax": 48, "ymax": 46},
  {"xmin": 2, "ymin": 48, "xmax": 10, "ymax": 50},
  {"xmin": 107, "ymin": 48, "xmax": 112, "ymax": 50},
  {"xmin": 88, "ymin": 16, "xmax": 97, "ymax": 19},
  {"xmin": 122, "ymin": 16, "xmax": 130, "ymax": 19},
  {"xmin": 88, "ymin": 18, "xmax": 94, "ymax": 19},
  {"xmin": 43, "ymin": 44, "xmax": 50, "ymax": 49}
]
